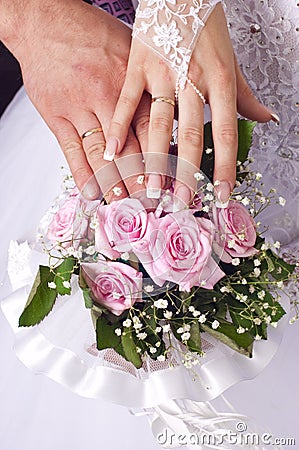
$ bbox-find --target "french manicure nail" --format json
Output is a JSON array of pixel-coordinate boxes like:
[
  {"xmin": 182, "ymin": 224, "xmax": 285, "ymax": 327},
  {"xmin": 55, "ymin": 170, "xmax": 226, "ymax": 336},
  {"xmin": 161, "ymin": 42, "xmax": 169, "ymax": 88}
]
[
  {"xmin": 270, "ymin": 113, "xmax": 280, "ymax": 124},
  {"xmin": 104, "ymin": 137, "xmax": 119, "ymax": 161},
  {"xmin": 147, "ymin": 174, "xmax": 161, "ymax": 199},
  {"xmin": 214, "ymin": 181, "xmax": 231, "ymax": 208},
  {"xmin": 173, "ymin": 185, "xmax": 191, "ymax": 212}
]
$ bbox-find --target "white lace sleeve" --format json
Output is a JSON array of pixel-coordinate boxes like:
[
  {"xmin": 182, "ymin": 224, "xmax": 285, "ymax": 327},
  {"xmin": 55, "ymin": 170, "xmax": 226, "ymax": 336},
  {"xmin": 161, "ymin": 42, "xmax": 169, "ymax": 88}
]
[{"xmin": 132, "ymin": 0, "xmax": 222, "ymax": 90}]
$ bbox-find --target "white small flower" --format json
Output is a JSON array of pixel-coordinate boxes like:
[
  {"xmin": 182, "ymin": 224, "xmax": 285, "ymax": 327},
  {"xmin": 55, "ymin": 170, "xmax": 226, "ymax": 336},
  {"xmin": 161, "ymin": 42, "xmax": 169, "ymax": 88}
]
[
  {"xmin": 241, "ymin": 278, "xmax": 247, "ymax": 285},
  {"xmin": 112, "ymin": 186, "xmax": 122, "ymax": 197},
  {"xmin": 249, "ymin": 285, "xmax": 255, "ymax": 294},
  {"xmin": 123, "ymin": 319, "xmax": 132, "ymax": 328},
  {"xmin": 183, "ymin": 360, "xmax": 193, "ymax": 369},
  {"xmin": 265, "ymin": 315, "xmax": 272, "ymax": 324},
  {"xmin": 136, "ymin": 175, "xmax": 145, "ymax": 185},
  {"xmin": 133, "ymin": 322, "xmax": 143, "ymax": 330},
  {"xmin": 198, "ymin": 314, "xmax": 207, "ymax": 324},
  {"xmin": 228, "ymin": 239, "xmax": 235, "ymax": 249},
  {"xmin": 85, "ymin": 245, "xmax": 96, "ymax": 255},
  {"xmin": 261, "ymin": 243, "xmax": 269, "ymax": 251},
  {"xmin": 220, "ymin": 286, "xmax": 230, "ymax": 293},
  {"xmin": 259, "ymin": 196, "xmax": 266, "ymax": 204},
  {"xmin": 48, "ymin": 282, "xmax": 56, "ymax": 289},
  {"xmin": 206, "ymin": 183, "xmax": 214, "ymax": 192},
  {"xmin": 235, "ymin": 195, "xmax": 242, "ymax": 201},
  {"xmin": 257, "ymin": 290, "xmax": 266, "ymax": 300},
  {"xmin": 194, "ymin": 172, "xmax": 205, "ymax": 181},
  {"xmin": 253, "ymin": 318, "xmax": 262, "ymax": 325},
  {"xmin": 115, "ymin": 328, "xmax": 122, "ymax": 336},
  {"xmin": 62, "ymin": 280, "xmax": 71, "ymax": 289},
  {"xmin": 205, "ymin": 147, "xmax": 213, "ymax": 154},
  {"xmin": 212, "ymin": 320, "xmax": 220, "ymax": 330},
  {"xmin": 203, "ymin": 193, "xmax": 214, "ymax": 202},
  {"xmin": 255, "ymin": 334, "xmax": 262, "ymax": 341},
  {"xmin": 162, "ymin": 324, "xmax": 171, "ymax": 333},
  {"xmin": 273, "ymin": 241, "xmax": 281, "ymax": 249},
  {"xmin": 188, "ymin": 306, "xmax": 195, "ymax": 313},
  {"xmin": 214, "ymin": 180, "xmax": 220, "ymax": 186},
  {"xmin": 164, "ymin": 310, "xmax": 173, "ymax": 319},
  {"xmin": 136, "ymin": 332, "xmax": 147, "ymax": 340},
  {"xmin": 254, "ymin": 268, "xmax": 261, "ymax": 277},
  {"xmin": 255, "ymin": 172, "xmax": 262, "ymax": 180},
  {"xmin": 271, "ymin": 322, "xmax": 278, "ymax": 328},
  {"xmin": 263, "ymin": 303, "xmax": 269, "ymax": 309},
  {"xmin": 241, "ymin": 197, "xmax": 250, "ymax": 206},
  {"xmin": 144, "ymin": 284, "xmax": 154, "ymax": 293},
  {"xmin": 278, "ymin": 196, "xmax": 286, "ymax": 207},
  {"xmin": 157, "ymin": 355, "xmax": 166, "ymax": 362},
  {"xmin": 202, "ymin": 205, "xmax": 210, "ymax": 213},
  {"xmin": 155, "ymin": 341, "xmax": 161, "ymax": 348},
  {"xmin": 154, "ymin": 298, "xmax": 168, "ymax": 309},
  {"xmin": 181, "ymin": 332, "xmax": 191, "ymax": 341},
  {"xmin": 276, "ymin": 281, "xmax": 284, "ymax": 288},
  {"xmin": 149, "ymin": 347, "xmax": 157, "ymax": 354},
  {"xmin": 237, "ymin": 326, "xmax": 245, "ymax": 334},
  {"xmin": 232, "ymin": 258, "xmax": 240, "ymax": 266},
  {"xmin": 254, "ymin": 259, "xmax": 261, "ymax": 267},
  {"xmin": 121, "ymin": 252, "xmax": 130, "ymax": 261},
  {"xmin": 192, "ymin": 310, "xmax": 201, "ymax": 317}
]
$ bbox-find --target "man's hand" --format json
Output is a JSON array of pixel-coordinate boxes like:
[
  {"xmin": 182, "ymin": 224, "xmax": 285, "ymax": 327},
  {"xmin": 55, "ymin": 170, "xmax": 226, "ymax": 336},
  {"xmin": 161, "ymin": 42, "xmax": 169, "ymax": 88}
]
[{"xmin": 1, "ymin": 0, "xmax": 150, "ymax": 200}]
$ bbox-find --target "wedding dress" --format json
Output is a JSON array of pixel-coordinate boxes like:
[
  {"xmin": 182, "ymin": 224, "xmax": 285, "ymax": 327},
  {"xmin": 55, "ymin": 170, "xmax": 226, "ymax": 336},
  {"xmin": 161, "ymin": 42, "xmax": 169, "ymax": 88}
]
[{"xmin": 0, "ymin": 1, "xmax": 298, "ymax": 449}]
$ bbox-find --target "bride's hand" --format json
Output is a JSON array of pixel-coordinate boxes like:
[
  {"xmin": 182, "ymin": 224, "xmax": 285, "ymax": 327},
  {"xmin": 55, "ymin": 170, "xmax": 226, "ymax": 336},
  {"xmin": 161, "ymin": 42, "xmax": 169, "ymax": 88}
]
[
  {"xmin": 107, "ymin": 3, "xmax": 276, "ymax": 207},
  {"xmin": 1, "ymin": 0, "xmax": 150, "ymax": 202}
]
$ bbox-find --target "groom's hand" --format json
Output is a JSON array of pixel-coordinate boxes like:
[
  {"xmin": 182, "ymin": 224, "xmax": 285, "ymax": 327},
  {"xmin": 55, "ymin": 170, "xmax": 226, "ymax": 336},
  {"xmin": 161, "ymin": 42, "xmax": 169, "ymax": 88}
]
[{"xmin": 0, "ymin": 0, "xmax": 150, "ymax": 201}]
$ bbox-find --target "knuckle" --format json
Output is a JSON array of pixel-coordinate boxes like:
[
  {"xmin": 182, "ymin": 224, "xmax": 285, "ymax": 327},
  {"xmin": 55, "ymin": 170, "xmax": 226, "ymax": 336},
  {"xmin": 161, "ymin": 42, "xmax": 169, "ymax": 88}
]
[
  {"xmin": 181, "ymin": 126, "xmax": 203, "ymax": 148},
  {"xmin": 62, "ymin": 140, "xmax": 82, "ymax": 159},
  {"xmin": 86, "ymin": 142, "xmax": 106, "ymax": 160},
  {"xmin": 119, "ymin": 93, "xmax": 135, "ymax": 109},
  {"xmin": 72, "ymin": 166, "xmax": 91, "ymax": 183},
  {"xmin": 217, "ymin": 125, "xmax": 238, "ymax": 147},
  {"xmin": 135, "ymin": 114, "xmax": 150, "ymax": 137},
  {"xmin": 151, "ymin": 114, "xmax": 172, "ymax": 134}
]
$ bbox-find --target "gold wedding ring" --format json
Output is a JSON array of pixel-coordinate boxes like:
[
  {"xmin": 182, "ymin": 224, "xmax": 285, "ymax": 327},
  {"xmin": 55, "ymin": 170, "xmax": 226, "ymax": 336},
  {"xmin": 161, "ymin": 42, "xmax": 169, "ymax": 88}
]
[
  {"xmin": 151, "ymin": 96, "xmax": 176, "ymax": 107},
  {"xmin": 81, "ymin": 127, "xmax": 103, "ymax": 140}
]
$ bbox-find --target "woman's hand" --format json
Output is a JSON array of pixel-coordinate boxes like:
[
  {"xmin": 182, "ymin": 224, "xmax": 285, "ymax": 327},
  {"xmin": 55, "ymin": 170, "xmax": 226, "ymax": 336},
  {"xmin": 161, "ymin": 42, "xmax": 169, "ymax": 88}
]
[
  {"xmin": 1, "ymin": 0, "xmax": 150, "ymax": 201},
  {"xmin": 106, "ymin": 3, "xmax": 276, "ymax": 208}
]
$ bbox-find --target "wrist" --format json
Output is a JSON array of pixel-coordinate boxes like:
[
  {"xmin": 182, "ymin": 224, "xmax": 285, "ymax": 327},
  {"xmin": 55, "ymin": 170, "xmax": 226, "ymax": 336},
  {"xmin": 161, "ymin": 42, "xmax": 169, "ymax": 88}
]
[{"xmin": 0, "ymin": 0, "xmax": 79, "ymax": 55}]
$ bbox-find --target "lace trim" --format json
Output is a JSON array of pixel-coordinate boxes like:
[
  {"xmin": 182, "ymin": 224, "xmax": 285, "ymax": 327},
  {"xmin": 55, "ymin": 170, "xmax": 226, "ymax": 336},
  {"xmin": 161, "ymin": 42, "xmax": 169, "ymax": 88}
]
[{"xmin": 132, "ymin": 0, "xmax": 221, "ymax": 89}]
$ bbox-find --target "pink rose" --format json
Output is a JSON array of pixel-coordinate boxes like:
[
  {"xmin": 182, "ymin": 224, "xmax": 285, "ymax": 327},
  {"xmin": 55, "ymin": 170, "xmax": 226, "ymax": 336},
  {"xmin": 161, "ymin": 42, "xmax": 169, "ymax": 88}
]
[
  {"xmin": 81, "ymin": 261, "xmax": 143, "ymax": 316},
  {"xmin": 135, "ymin": 210, "xmax": 225, "ymax": 291},
  {"xmin": 213, "ymin": 200, "xmax": 258, "ymax": 258},
  {"xmin": 46, "ymin": 191, "xmax": 96, "ymax": 247},
  {"xmin": 95, "ymin": 198, "xmax": 148, "ymax": 258}
]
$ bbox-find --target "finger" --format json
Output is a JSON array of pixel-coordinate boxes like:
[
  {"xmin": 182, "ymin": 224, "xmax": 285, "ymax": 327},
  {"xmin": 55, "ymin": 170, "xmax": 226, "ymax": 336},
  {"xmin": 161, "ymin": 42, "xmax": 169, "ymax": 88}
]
[
  {"xmin": 51, "ymin": 117, "xmax": 100, "ymax": 200},
  {"xmin": 105, "ymin": 67, "xmax": 145, "ymax": 161},
  {"xmin": 74, "ymin": 113, "xmax": 128, "ymax": 202},
  {"xmin": 174, "ymin": 82, "xmax": 205, "ymax": 211},
  {"xmin": 132, "ymin": 91, "xmax": 151, "ymax": 154},
  {"xmin": 235, "ymin": 60, "xmax": 278, "ymax": 123},
  {"xmin": 145, "ymin": 91, "xmax": 175, "ymax": 199},
  {"xmin": 209, "ymin": 71, "xmax": 238, "ymax": 203}
]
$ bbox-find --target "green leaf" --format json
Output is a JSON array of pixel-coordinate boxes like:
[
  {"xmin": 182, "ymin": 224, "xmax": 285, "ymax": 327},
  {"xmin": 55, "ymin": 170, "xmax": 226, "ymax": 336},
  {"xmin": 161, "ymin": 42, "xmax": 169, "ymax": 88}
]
[
  {"xmin": 54, "ymin": 257, "xmax": 76, "ymax": 295},
  {"xmin": 121, "ymin": 327, "xmax": 143, "ymax": 369},
  {"xmin": 19, "ymin": 266, "xmax": 57, "ymax": 327},
  {"xmin": 237, "ymin": 120, "xmax": 256, "ymax": 163},
  {"xmin": 83, "ymin": 288, "xmax": 93, "ymax": 309},
  {"xmin": 201, "ymin": 321, "xmax": 254, "ymax": 357},
  {"xmin": 96, "ymin": 314, "xmax": 121, "ymax": 350},
  {"xmin": 187, "ymin": 322, "xmax": 202, "ymax": 353}
]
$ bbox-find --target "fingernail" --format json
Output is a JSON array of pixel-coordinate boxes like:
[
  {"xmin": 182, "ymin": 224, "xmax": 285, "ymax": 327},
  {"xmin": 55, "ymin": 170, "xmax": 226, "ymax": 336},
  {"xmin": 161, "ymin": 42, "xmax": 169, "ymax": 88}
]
[
  {"xmin": 214, "ymin": 181, "xmax": 231, "ymax": 208},
  {"xmin": 146, "ymin": 174, "xmax": 161, "ymax": 199},
  {"xmin": 173, "ymin": 185, "xmax": 191, "ymax": 212},
  {"xmin": 104, "ymin": 137, "xmax": 119, "ymax": 161},
  {"xmin": 82, "ymin": 183, "xmax": 100, "ymax": 200},
  {"xmin": 270, "ymin": 113, "xmax": 280, "ymax": 124}
]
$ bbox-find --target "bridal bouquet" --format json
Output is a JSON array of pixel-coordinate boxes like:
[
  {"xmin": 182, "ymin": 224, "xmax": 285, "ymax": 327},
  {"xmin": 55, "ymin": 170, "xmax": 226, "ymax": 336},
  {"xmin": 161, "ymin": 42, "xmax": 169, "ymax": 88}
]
[{"xmin": 18, "ymin": 121, "xmax": 296, "ymax": 369}]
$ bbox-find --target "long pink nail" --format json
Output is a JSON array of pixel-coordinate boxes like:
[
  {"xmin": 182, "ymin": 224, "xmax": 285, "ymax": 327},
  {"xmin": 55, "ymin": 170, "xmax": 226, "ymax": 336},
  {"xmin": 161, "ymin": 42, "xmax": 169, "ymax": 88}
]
[
  {"xmin": 214, "ymin": 181, "xmax": 231, "ymax": 208},
  {"xmin": 104, "ymin": 137, "xmax": 119, "ymax": 161}
]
